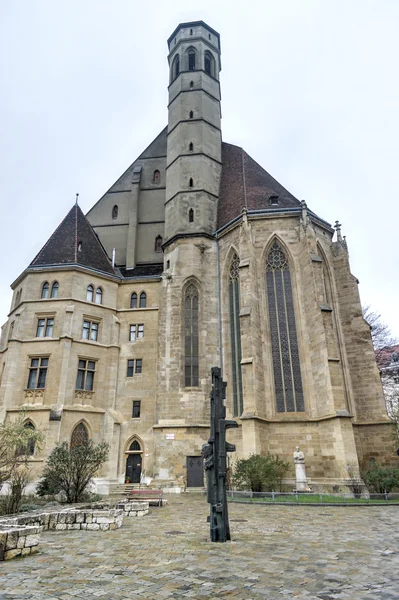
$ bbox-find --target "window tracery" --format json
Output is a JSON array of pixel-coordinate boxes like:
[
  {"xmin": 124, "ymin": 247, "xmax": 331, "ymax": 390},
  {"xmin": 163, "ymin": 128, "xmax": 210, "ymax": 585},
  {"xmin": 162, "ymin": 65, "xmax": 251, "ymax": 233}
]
[
  {"xmin": 229, "ymin": 254, "xmax": 243, "ymax": 416},
  {"xmin": 184, "ymin": 284, "xmax": 199, "ymax": 387},
  {"xmin": 266, "ymin": 241, "xmax": 304, "ymax": 412}
]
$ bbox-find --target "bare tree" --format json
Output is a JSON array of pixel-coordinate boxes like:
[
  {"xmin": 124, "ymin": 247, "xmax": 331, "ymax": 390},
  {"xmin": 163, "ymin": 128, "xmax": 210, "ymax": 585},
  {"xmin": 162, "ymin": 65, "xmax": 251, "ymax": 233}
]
[{"xmin": 362, "ymin": 305, "xmax": 398, "ymax": 361}]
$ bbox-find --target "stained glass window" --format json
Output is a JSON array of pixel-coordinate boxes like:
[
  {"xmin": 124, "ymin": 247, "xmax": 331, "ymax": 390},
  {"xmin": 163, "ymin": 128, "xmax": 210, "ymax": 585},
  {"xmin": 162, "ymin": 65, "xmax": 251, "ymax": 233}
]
[
  {"xmin": 185, "ymin": 284, "xmax": 199, "ymax": 387},
  {"xmin": 266, "ymin": 241, "xmax": 304, "ymax": 412},
  {"xmin": 229, "ymin": 254, "xmax": 243, "ymax": 416},
  {"xmin": 71, "ymin": 422, "xmax": 89, "ymax": 449}
]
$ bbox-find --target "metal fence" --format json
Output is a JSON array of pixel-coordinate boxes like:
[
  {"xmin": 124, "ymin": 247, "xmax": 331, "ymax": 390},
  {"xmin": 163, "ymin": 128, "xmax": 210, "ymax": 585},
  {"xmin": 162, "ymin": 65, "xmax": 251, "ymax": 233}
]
[{"xmin": 227, "ymin": 490, "xmax": 399, "ymax": 504}]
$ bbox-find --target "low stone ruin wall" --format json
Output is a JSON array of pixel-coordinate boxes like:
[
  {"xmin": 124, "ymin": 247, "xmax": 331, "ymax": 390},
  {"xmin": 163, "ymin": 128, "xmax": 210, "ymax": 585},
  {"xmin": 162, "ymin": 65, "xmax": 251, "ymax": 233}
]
[
  {"xmin": 116, "ymin": 500, "xmax": 149, "ymax": 517},
  {"xmin": 0, "ymin": 525, "xmax": 41, "ymax": 561},
  {"xmin": 0, "ymin": 501, "xmax": 149, "ymax": 561}
]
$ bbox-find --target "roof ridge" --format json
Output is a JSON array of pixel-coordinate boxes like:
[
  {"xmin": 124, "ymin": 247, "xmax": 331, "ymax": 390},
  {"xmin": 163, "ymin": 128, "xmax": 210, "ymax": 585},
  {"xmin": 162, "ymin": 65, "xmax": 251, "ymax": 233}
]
[{"xmin": 29, "ymin": 206, "xmax": 77, "ymax": 266}]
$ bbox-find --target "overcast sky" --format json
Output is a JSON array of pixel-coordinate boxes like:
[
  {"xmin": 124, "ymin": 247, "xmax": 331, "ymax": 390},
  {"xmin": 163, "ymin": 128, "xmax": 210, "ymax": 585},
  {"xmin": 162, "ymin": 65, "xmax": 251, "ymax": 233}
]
[{"xmin": 1, "ymin": 0, "xmax": 398, "ymax": 337}]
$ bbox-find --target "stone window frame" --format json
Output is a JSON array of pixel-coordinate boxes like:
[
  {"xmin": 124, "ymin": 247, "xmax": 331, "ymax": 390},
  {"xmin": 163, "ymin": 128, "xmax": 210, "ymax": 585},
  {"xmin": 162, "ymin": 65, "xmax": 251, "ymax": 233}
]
[
  {"xmin": 70, "ymin": 421, "xmax": 90, "ymax": 449},
  {"xmin": 132, "ymin": 400, "xmax": 141, "ymax": 419},
  {"xmin": 127, "ymin": 358, "xmax": 143, "ymax": 377},
  {"xmin": 50, "ymin": 281, "xmax": 59, "ymax": 298},
  {"xmin": 82, "ymin": 318, "xmax": 100, "ymax": 342},
  {"xmin": 182, "ymin": 279, "xmax": 201, "ymax": 389},
  {"xmin": 41, "ymin": 282, "xmax": 50, "ymax": 299},
  {"xmin": 27, "ymin": 356, "xmax": 49, "ymax": 390},
  {"xmin": 228, "ymin": 253, "xmax": 243, "ymax": 417},
  {"xmin": 35, "ymin": 314, "xmax": 55, "ymax": 338},
  {"xmin": 129, "ymin": 323, "xmax": 144, "ymax": 342},
  {"xmin": 75, "ymin": 358, "xmax": 96, "ymax": 392},
  {"xmin": 264, "ymin": 238, "xmax": 305, "ymax": 414}
]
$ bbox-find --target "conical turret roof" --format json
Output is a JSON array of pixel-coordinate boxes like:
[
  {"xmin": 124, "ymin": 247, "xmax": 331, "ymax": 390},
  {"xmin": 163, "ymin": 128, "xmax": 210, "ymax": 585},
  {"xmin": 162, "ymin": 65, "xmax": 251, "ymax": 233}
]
[{"xmin": 30, "ymin": 203, "xmax": 115, "ymax": 275}]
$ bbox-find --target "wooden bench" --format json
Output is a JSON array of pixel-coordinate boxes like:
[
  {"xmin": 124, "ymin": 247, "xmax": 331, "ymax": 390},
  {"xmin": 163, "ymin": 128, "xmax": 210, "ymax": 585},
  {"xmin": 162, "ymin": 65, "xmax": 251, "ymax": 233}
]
[{"xmin": 128, "ymin": 489, "xmax": 164, "ymax": 507}]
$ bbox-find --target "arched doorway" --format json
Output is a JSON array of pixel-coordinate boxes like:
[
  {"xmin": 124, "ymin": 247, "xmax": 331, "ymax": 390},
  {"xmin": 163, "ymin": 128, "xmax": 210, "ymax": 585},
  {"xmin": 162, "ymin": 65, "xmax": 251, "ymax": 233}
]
[{"xmin": 125, "ymin": 440, "xmax": 142, "ymax": 483}]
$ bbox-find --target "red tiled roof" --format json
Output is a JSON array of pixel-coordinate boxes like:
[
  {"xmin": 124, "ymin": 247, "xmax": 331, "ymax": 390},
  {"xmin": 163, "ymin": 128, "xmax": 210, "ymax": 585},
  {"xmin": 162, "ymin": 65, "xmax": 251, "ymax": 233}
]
[
  {"xmin": 217, "ymin": 143, "xmax": 302, "ymax": 229},
  {"xmin": 30, "ymin": 204, "xmax": 115, "ymax": 275}
]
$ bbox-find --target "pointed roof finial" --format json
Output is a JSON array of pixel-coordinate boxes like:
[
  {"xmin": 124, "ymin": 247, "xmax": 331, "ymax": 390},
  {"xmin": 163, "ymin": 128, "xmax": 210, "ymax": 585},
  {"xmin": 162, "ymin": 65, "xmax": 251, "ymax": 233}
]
[
  {"xmin": 75, "ymin": 193, "xmax": 79, "ymax": 205},
  {"xmin": 334, "ymin": 220, "xmax": 342, "ymax": 242}
]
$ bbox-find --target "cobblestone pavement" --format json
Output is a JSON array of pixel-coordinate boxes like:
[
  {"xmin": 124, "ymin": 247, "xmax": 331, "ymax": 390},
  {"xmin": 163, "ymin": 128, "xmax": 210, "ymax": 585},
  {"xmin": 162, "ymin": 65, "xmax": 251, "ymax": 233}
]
[{"xmin": 1, "ymin": 495, "xmax": 399, "ymax": 600}]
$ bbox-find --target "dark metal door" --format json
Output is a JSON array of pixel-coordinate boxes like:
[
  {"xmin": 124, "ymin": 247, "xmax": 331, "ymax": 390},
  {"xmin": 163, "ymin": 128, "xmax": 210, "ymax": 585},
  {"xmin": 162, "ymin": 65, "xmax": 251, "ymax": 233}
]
[
  {"xmin": 125, "ymin": 454, "xmax": 142, "ymax": 483},
  {"xmin": 186, "ymin": 456, "xmax": 204, "ymax": 487}
]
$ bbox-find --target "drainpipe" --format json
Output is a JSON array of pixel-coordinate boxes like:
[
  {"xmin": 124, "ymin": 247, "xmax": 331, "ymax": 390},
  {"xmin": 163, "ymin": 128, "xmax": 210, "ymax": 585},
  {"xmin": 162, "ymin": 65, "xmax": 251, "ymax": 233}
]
[{"xmin": 216, "ymin": 234, "xmax": 223, "ymax": 377}]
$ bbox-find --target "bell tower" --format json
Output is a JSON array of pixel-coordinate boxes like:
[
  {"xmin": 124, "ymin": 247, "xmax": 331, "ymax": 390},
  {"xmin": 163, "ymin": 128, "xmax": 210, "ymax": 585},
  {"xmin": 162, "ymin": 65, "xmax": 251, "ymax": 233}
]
[{"xmin": 165, "ymin": 21, "xmax": 222, "ymax": 243}]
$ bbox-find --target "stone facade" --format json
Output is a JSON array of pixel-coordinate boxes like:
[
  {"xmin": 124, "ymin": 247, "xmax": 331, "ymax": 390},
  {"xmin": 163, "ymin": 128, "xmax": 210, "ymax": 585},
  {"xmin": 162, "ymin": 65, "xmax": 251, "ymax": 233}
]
[{"xmin": 0, "ymin": 20, "xmax": 396, "ymax": 494}]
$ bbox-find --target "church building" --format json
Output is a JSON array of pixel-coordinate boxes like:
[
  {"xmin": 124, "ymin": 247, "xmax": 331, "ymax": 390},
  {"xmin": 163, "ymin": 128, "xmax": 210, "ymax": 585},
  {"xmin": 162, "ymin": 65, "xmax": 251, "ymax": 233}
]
[{"xmin": 0, "ymin": 21, "xmax": 394, "ymax": 493}]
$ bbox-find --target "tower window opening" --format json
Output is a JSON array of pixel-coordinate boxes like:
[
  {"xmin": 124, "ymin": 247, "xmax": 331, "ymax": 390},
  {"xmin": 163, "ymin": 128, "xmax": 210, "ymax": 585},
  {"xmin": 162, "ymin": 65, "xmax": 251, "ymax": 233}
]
[
  {"xmin": 78, "ymin": 241, "xmax": 82, "ymax": 252},
  {"xmin": 190, "ymin": 28, "xmax": 193, "ymax": 35},
  {"xmin": 112, "ymin": 205, "xmax": 118, "ymax": 219},
  {"xmin": 174, "ymin": 38, "xmax": 176, "ymax": 45},
  {"xmin": 189, "ymin": 110, "xmax": 193, "ymax": 119},
  {"xmin": 208, "ymin": 33, "xmax": 211, "ymax": 40},
  {"xmin": 189, "ymin": 208, "xmax": 194, "ymax": 223},
  {"xmin": 204, "ymin": 51, "xmax": 215, "ymax": 76},
  {"xmin": 189, "ymin": 142, "xmax": 193, "ymax": 152},
  {"xmin": 172, "ymin": 54, "xmax": 180, "ymax": 82},
  {"xmin": 188, "ymin": 50, "xmax": 196, "ymax": 71},
  {"xmin": 153, "ymin": 169, "xmax": 161, "ymax": 184},
  {"xmin": 189, "ymin": 178, "xmax": 193, "ymax": 188},
  {"xmin": 190, "ymin": 80, "xmax": 194, "ymax": 88}
]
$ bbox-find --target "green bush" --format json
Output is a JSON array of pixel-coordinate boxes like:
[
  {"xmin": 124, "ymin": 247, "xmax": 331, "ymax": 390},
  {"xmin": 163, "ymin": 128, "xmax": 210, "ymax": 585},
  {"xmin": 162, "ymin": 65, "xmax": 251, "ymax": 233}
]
[
  {"xmin": 232, "ymin": 453, "xmax": 290, "ymax": 492},
  {"xmin": 364, "ymin": 464, "xmax": 399, "ymax": 494},
  {"xmin": 37, "ymin": 441, "xmax": 109, "ymax": 503}
]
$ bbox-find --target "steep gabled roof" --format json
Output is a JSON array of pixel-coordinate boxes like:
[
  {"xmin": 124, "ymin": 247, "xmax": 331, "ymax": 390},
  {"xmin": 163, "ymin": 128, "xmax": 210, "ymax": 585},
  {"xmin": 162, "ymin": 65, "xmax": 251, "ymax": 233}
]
[
  {"xmin": 218, "ymin": 143, "xmax": 303, "ymax": 229},
  {"xmin": 30, "ymin": 204, "xmax": 115, "ymax": 275}
]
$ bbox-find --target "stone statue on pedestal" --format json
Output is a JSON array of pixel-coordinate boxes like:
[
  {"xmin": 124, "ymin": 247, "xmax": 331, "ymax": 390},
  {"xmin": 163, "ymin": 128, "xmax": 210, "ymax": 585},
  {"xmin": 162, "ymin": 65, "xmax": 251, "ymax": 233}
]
[{"xmin": 294, "ymin": 446, "xmax": 308, "ymax": 492}]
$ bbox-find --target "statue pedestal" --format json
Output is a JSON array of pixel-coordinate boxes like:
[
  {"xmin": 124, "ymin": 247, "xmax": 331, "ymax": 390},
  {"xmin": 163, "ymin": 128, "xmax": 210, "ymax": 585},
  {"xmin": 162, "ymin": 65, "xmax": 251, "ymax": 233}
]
[{"xmin": 294, "ymin": 462, "xmax": 307, "ymax": 492}]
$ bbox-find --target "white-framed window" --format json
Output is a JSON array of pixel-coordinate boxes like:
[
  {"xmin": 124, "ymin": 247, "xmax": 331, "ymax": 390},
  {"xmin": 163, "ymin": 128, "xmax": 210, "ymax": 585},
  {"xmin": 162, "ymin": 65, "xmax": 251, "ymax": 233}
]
[
  {"xmin": 36, "ymin": 317, "xmax": 54, "ymax": 337},
  {"xmin": 129, "ymin": 324, "xmax": 144, "ymax": 341},
  {"xmin": 82, "ymin": 320, "xmax": 99, "ymax": 342}
]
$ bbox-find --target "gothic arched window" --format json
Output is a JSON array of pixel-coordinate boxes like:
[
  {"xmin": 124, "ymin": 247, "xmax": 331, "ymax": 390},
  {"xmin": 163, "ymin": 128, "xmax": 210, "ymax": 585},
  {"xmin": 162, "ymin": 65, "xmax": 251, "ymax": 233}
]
[
  {"xmin": 112, "ymin": 205, "xmax": 118, "ymax": 219},
  {"xmin": 86, "ymin": 285, "xmax": 94, "ymax": 302},
  {"xmin": 189, "ymin": 110, "xmax": 194, "ymax": 119},
  {"xmin": 139, "ymin": 292, "xmax": 146, "ymax": 308},
  {"xmin": 189, "ymin": 142, "xmax": 194, "ymax": 152},
  {"xmin": 184, "ymin": 284, "xmax": 199, "ymax": 387},
  {"xmin": 188, "ymin": 49, "xmax": 196, "ymax": 71},
  {"xmin": 172, "ymin": 54, "xmax": 180, "ymax": 81},
  {"xmin": 229, "ymin": 254, "xmax": 243, "ymax": 416},
  {"xmin": 95, "ymin": 287, "xmax": 103, "ymax": 304},
  {"xmin": 41, "ymin": 282, "xmax": 49, "ymax": 299},
  {"xmin": 204, "ymin": 51, "xmax": 215, "ymax": 76},
  {"xmin": 51, "ymin": 281, "xmax": 59, "ymax": 298},
  {"xmin": 153, "ymin": 170, "xmax": 160, "ymax": 184},
  {"xmin": 189, "ymin": 208, "xmax": 194, "ymax": 223},
  {"xmin": 189, "ymin": 177, "xmax": 193, "ymax": 188},
  {"xmin": 71, "ymin": 422, "xmax": 89, "ymax": 449},
  {"xmin": 130, "ymin": 292, "xmax": 137, "ymax": 308},
  {"xmin": 24, "ymin": 421, "xmax": 36, "ymax": 456},
  {"xmin": 266, "ymin": 241, "xmax": 304, "ymax": 412},
  {"xmin": 129, "ymin": 440, "xmax": 141, "ymax": 452}
]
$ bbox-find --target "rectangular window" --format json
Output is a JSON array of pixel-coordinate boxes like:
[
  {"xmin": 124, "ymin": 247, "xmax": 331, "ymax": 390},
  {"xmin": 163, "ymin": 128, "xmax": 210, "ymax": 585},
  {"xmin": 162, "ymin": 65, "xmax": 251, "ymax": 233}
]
[
  {"xmin": 132, "ymin": 400, "xmax": 141, "ymax": 418},
  {"xmin": 36, "ymin": 318, "xmax": 54, "ymax": 337},
  {"xmin": 126, "ymin": 359, "xmax": 143, "ymax": 377},
  {"xmin": 76, "ymin": 359, "xmax": 96, "ymax": 391},
  {"xmin": 82, "ymin": 320, "xmax": 99, "ymax": 341},
  {"xmin": 27, "ymin": 357, "xmax": 49, "ymax": 389},
  {"xmin": 127, "ymin": 359, "xmax": 134, "ymax": 377},
  {"xmin": 130, "ymin": 324, "xmax": 144, "ymax": 341}
]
